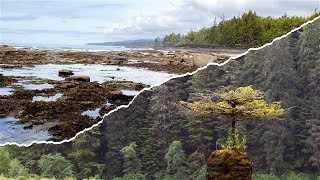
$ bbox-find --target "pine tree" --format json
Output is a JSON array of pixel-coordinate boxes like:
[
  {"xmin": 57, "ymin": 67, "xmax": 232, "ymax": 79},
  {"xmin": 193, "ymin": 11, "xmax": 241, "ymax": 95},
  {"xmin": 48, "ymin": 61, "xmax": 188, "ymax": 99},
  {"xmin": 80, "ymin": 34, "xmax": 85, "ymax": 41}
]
[
  {"xmin": 69, "ymin": 129, "xmax": 105, "ymax": 178},
  {"xmin": 120, "ymin": 142, "xmax": 142, "ymax": 175},
  {"xmin": 8, "ymin": 159, "xmax": 29, "ymax": 177},
  {"xmin": 38, "ymin": 153, "xmax": 74, "ymax": 179},
  {"xmin": 164, "ymin": 141, "xmax": 188, "ymax": 180},
  {"xmin": 0, "ymin": 147, "xmax": 11, "ymax": 176}
]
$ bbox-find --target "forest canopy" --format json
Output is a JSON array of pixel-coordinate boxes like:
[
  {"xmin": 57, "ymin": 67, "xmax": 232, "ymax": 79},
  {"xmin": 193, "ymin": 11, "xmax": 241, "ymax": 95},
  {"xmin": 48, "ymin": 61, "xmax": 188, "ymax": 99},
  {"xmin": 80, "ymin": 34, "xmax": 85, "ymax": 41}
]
[{"xmin": 158, "ymin": 10, "xmax": 320, "ymax": 47}]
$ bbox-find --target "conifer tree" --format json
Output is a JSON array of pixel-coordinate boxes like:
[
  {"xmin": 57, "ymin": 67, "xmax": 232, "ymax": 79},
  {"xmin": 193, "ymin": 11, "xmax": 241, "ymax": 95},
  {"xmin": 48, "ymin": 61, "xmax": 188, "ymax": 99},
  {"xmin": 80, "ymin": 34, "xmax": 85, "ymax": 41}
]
[
  {"xmin": 0, "ymin": 147, "xmax": 10, "ymax": 176},
  {"xmin": 165, "ymin": 141, "xmax": 188, "ymax": 180},
  {"xmin": 188, "ymin": 86, "xmax": 283, "ymax": 149},
  {"xmin": 69, "ymin": 129, "xmax": 105, "ymax": 178},
  {"xmin": 38, "ymin": 153, "xmax": 74, "ymax": 179}
]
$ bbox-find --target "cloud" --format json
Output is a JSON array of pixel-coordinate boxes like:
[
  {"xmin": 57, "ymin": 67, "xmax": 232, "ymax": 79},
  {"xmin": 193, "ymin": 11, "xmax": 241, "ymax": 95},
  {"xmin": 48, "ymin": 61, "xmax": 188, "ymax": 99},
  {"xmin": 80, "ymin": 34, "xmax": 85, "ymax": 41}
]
[
  {"xmin": 102, "ymin": 1, "xmax": 214, "ymax": 40},
  {"xmin": 189, "ymin": 0, "xmax": 320, "ymax": 18},
  {"xmin": 0, "ymin": 15, "xmax": 38, "ymax": 21},
  {"xmin": 1, "ymin": 0, "xmax": 319, "ymax": 44}
]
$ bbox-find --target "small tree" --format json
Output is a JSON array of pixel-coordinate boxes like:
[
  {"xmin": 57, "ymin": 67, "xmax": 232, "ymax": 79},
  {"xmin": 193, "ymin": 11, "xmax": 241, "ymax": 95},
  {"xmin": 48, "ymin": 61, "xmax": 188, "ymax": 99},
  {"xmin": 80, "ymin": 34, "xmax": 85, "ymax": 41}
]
[
  {"xmin": 187, "ymin": 86, "xmax": 283, "ymax": 149},
  {"xmin": 164, "ymin": 141, "xmax": 187, "ymax": 180},
  {"xmin": 38, "ymin": 153, "xmax": 74, "ymax": 179},
  {"xmin": 117, "ymin": 142, "xmax": 145, "ymax": 180},
  {"xmin": 8, "ymin": 159, "xmax": 29, "ymax": 177},
  {"xmin": 0, "ymin": 147, "xmax": 10, "ymax": 176}
]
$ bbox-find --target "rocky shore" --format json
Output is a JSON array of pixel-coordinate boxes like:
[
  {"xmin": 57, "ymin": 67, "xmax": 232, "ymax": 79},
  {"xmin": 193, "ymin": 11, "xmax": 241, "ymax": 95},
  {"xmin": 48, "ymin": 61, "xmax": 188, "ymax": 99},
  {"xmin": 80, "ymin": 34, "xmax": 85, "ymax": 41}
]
[
  {"xmin": 0, "ymin": 45, "xmax": 232, "ymax": 74},
  {"xmin": 0, "ymin": 45, "xmax": 236, "ymax": 142},
  {"xmin": 0, "ymin": 74, "xmax": 147, "ymax": 141}
]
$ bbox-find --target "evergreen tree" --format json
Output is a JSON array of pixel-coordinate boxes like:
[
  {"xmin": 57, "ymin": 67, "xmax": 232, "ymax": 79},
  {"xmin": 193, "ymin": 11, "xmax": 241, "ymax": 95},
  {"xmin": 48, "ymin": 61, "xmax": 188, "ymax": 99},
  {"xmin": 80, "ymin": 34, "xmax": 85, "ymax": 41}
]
[
  {"xmin": 188, "ymin": 86, "xmax": 283, "ymax": 149},
  {"xmin": 163, "ymin": 10, "xmax": 319, "ymax": 47},
  {"xmin": 113, "ymin": 142, "xmax": 145, "ymax": 180},
  {"xmin": 8, "ymin": 159, "xmax": 29, "ymax": 177},
  {"xmin": 164, "ymin": 141, "xmax": 188, "ymax": 180},
  {"xmin": 69, "ymin": 129, "xmax": 105, "ymax": 178},
  {"xmin": 0, "ymin": 147, "xmax": 11, "ymax": 176},
  {"xmin": 120, "ymin": 142, "xmax": 142, "ymax": 175},
  {"xmin": 38, "ymin": 153, "xmax": 74, "ymax": 179},
  {"xmin": 187, "ymin": 151, "xmax": 206, "ymax": 179}
]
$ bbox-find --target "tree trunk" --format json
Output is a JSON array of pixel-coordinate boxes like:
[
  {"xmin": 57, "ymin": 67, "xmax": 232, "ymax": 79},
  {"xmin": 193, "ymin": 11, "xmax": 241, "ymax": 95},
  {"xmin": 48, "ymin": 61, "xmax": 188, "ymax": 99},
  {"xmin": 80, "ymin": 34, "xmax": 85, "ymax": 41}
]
[{"xmin": 231, "ymin": 120, "xmax": 236, "ymax": 149}]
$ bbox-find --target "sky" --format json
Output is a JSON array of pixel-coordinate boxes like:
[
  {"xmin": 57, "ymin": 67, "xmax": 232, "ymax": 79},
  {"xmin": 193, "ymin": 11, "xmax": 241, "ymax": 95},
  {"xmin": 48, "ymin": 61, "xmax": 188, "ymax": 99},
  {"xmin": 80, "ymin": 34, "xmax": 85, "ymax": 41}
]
[{"xmin": 0, "ymin": 0, "xmax": 319, "ymax": 45}]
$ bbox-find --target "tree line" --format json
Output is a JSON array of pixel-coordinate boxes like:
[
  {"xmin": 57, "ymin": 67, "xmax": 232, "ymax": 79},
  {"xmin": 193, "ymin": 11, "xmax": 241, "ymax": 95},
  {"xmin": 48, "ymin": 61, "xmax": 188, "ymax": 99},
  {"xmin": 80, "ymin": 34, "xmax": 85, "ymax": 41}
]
[{"xmin": 157, "ymin": 10, "xmax": 320, "ymax": 47}]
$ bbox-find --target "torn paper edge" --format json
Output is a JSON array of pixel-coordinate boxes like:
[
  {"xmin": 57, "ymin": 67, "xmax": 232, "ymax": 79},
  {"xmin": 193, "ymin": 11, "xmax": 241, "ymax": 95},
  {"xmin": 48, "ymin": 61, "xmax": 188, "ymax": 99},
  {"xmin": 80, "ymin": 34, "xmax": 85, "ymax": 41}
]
[{"xmin": 1, "ymin": 15, "xmax": 319, "ymax": 147}]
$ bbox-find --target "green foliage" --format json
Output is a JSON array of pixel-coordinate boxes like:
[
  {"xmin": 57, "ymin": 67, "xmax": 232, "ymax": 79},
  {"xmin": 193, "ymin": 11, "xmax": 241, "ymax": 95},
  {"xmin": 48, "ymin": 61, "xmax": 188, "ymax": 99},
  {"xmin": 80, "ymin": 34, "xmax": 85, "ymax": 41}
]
[
  {"xmin": 154, "ymin": 37, "xmax": 161, "ymax": 45},
  {"xmin": 252, "ymin": 173, "xmax": 280, "ymax": 180},
  {"xmin": 188, "ymin": 86, "xmax": 283, "ymax": 149},
  {"xmin": 191, "ymin": 86, "xmax": 284, "ymax": 118},
  {"xmin": 69, "ymin": 129, "xmax": 105, "ymax": 178},
  {"xmin": 0, "ymin": 147, "xmax": 11, "ymax": 176},
  {"xmin": 8, "ymin": 159, "xmax": 29, "ymax": 177},
  {"xmin": 165, "ymin": 141, "xmax": 187, "ymax": 179},
  {"xmin": 113, "ymin": 173, "xmax": 146, "ymax": 180},
  {"xmin": 163, "ymin": 10, "xmax": 319, "ymax": 47},
  {"xmin": 187, "ymin": 151, "xmax": 205, "ymax": 179},
  {"xmin": 38, "ymin": 153, "xmax": 74, "ymax": 179},
  {"xmin": 162, "ymin": 33, "xmax": 182, "ymax": 46},
  {"xmin": 220, "ymin": 134, "xmax": 247, "ymax": 151},
  {"xmin": 120, "ymin": 142, "xmax": 142, "ymax": 175},
  {"xmin": 253, "ymin": 172, "xmax": 320, "ymax": 180}
]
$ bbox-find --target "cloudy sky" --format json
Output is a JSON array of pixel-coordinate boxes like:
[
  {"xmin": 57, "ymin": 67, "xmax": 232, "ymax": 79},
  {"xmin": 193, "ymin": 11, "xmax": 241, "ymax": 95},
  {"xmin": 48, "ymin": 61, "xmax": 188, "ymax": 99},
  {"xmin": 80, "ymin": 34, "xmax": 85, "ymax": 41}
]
[{"xmin": 0, "ymin": 0, "xmax": 319, "ymax": 45}]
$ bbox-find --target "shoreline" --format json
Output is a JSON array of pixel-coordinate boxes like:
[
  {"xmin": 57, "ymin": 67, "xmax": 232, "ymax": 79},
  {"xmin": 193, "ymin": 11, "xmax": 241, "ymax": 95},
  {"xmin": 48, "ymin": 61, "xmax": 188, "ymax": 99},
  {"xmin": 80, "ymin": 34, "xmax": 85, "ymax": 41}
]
[{"xmin": 0, "ymin": 44, "xmax": 242, "ymax": 142}]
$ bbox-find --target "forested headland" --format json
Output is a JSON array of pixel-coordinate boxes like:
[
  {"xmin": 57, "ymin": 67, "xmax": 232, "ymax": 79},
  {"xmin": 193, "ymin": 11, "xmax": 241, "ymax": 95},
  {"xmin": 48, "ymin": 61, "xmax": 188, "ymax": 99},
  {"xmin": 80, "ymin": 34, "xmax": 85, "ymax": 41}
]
[
  {"xmin": 156, "ymin": 10, "xmax": 320, "ymax": 48},
  {"xmin": 0, "ymin": 14, "xmax": 319, "ymax": 180}
]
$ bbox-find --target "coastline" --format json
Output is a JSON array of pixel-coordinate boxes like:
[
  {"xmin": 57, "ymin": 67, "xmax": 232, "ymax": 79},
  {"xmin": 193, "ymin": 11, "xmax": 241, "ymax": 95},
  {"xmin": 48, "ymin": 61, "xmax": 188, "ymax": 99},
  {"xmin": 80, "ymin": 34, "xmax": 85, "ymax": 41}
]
[{"xmin": 0, "ymin": 44, "xmax": 240, "ymax": 142}]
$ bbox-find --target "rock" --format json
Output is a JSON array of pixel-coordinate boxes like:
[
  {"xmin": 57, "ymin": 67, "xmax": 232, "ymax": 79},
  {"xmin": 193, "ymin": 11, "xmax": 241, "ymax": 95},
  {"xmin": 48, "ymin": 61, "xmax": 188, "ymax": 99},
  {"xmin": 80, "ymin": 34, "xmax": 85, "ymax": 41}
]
[
  {"xmin": 206, "ymin": 149, "xmax": 252, "ymax": 180},
  {"xmin": 58, "ymin": 69, "xmax": 74, "ymax": 76},
  {"xmin": 192, "ymin": 54, "xmax": 218, "ymax": 68},
  {"xmin": 101, "ymin": 80, "xmax": 148, "ymax": 91},
  {"xmin": 109, "ymin": 90, "xmax": 122, "ymax": 95},
  {"xmin": 66, "ymin": 75, "xmax": 90, "ymax": 82},
  {"xmin": 59, "ymin": 82, "xmax": 77, "ymax": 89}
]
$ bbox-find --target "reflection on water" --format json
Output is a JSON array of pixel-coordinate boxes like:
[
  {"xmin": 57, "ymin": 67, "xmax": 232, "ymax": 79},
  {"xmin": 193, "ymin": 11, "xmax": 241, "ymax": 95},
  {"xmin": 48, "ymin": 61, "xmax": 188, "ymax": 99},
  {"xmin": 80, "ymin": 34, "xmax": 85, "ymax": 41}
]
[
  {"xmin": 0, "ymin": 64, "xmax": 174, "ymax": 84},
  {"xmin": 81, "ymin": 107, "xmax": 101, "ymax": 119},
  {"xmin": 32, "ymin": 93, "xmax": 63, "ymax": 102},
  {"xmin": 0, "ymin": 116, "xmax": 55, "ymax": 144},
  {"xmin": 13, "ymin": 80, "xmax": 54, "ymax": 90},
  {"xmin": 0, "ymin": 87, "xmax": 14, "ymax": 96},
  {"xmin": 121, "ymin": 89, "xmax": 139, "ymax": 96}
]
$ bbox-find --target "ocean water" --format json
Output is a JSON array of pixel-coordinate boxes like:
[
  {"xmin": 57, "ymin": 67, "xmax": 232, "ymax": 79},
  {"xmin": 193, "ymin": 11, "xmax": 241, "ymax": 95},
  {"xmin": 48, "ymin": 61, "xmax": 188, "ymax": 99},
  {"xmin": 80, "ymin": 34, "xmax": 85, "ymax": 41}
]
[
  {"xmin": 0, "ymin": 64, "xmax": 175, "ymax": 85},
  {"xmin": 4, "ymin": 43, "xmax": 154, "ymax": 52},
  {"xmin": 0, "ymin": 64, "xmax": 175, "ymax": 143},
  {"xmin": 0, "ymin": 116, "xmax": 54, "ymax": 144}
]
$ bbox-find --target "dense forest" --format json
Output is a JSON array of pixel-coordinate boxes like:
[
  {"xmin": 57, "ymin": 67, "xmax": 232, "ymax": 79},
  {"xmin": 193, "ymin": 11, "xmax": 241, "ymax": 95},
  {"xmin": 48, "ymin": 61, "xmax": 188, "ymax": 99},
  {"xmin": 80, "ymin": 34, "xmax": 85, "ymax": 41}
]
[
  {"xmin": 0, "ymin": 16, "xmax": 320, "ymax": 180},
  {"xmin": 158, "ymin": 10, "xmax": 320, "ymax": 48}
]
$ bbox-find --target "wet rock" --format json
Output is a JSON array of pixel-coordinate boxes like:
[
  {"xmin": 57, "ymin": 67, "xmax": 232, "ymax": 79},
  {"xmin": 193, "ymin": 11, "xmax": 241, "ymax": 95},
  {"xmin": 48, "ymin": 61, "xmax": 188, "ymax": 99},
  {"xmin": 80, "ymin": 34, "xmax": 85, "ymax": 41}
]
[
  {"xmin": 57, "ymin": 82, "xmax": 77, "ymax": 89},
  {"xmin": 108, "ymin": 58, "xmax": 128, "ymax": 65},
  {"xmin": 192, "ymin": 53, "xmax": 218, "ymax": 67},
  {"xmin": 0, "ymin": 75, "xmax": 18, "ymax": 87},
  {"xmin": 0, "ymin": 64, "xmax": 23, "ymax": 69},
  {"xmin": 66, "ymin": 75, "xmax": 90, "ymax": 82},
  {"xmin": 101, "ymin": 80, "xmax": 148, "ymax": 91},
  {"xmin": 58, "ymin": 69, "xmax": 74, "ymax": 76}
]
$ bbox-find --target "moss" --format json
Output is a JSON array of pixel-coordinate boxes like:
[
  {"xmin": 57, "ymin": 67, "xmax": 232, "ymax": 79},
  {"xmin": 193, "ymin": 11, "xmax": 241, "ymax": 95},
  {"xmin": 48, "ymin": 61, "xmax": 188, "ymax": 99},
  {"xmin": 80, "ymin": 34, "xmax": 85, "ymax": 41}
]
[{"xmin": 206, "ymin": 149, "xmax": 253, "ymax": 180}]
